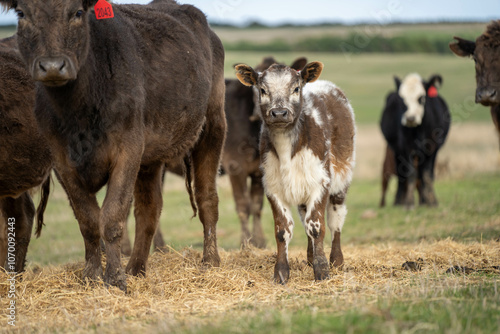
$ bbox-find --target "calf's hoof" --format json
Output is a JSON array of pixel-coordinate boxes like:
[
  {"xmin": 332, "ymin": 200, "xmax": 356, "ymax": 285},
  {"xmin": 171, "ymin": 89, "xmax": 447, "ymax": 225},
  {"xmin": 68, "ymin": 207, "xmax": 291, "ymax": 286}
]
[
  {"xmin": 202, "ymin": 252, "xmax": 221, "ymax": 267},
  {"xmin": 274, "ymin": 262, "xmax": 290, "ymax": 284},
  {"xmin": 313, "ymin": 256, "xmax": 330, "ymax": 281},
  {"xmin": 125, "ymin": 261, "xmax": 146, "ymax": 277},
  {"xmin": 82, "ymin": 263, "xmax": 103, "ymax": 282},
  {"xmin": 250, "ymin": 235, "xmax": 267, "ymax": 249},
  {"xmin": 330, "ymin": 251, "xmax": 344, "ymax": 268}
]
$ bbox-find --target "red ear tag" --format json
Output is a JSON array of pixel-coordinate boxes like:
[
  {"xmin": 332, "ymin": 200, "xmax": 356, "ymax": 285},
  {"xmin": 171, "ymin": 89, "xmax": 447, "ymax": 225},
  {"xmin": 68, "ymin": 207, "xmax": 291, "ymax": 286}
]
[
  {"xmin": 94, "ymin": 0, "xmax": 114, "ymax": 20},
  {"xmin": 427, "ymin": 86, "xmax": 438, "ymax": 98}
]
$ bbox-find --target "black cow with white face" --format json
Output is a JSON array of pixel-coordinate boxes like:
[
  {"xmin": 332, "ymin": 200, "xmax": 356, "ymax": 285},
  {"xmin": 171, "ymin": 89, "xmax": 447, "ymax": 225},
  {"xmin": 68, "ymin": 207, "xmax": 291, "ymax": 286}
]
[{"xmin": 380, "ymin": 73, "xmax": 450, "ymax": 208}]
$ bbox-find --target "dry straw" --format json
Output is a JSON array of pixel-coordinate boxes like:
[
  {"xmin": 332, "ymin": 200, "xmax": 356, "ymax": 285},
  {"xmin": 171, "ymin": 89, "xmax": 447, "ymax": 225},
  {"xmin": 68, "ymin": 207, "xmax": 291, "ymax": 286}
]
[{"xmin": 1, "ymin": 239, "xmax": 499, "ymax": 333}]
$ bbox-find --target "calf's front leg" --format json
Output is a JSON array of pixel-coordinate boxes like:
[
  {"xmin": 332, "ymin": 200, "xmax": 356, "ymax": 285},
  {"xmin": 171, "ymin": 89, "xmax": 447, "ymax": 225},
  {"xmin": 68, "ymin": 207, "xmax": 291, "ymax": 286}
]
[{"xmin": 268, "ymin": 195, "xmax": 294, "ymax": 284}]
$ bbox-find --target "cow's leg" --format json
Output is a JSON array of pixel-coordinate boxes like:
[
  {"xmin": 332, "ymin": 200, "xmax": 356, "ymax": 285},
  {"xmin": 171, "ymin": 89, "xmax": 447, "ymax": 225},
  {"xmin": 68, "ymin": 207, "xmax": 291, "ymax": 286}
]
[
  {"xmin": 395, "ymin": 152, "xmax": 416, "ymax": 209},
  {"xmin": 327, "ymin": 192, "xmax": 346, "ymax": 268},
  {"xmin": 300, "ymin": 194, "xmax": 329, "ymax": 281},
  {"xmin": 249, "ymin": 173, "xmax": 266, "ymax": 248},
  {"xmin": 153, "ymin": 226, "xmax": 166, "ymax": 252},
  {"xmin": 0, "ymin": 209, "xmax": 6, "ymax": 269},
  {"xmin": 120, "ymin": 218, "xmax": 132, "ymax": 256},
  {"xmin": 228, "ymin": 172, "xmax": 251, "ymax": 248},
  {"xmin": 298, "ymin": 205, "xmax": 313, "ymax": 265},
  {"xmin": 380, "ymin": 145, "xmax": 395, "ymax": 207},
  {"xmin": 191, "ymin": 81, "xmax": 226, "ymax": 266},
  {"xmin": 0, "ymin": 192, "xmax": 35, "ymax": 273},
  {"xmin": 491, "ymin": 106, "xmax": 500, "ymax": 150},
  {"xmin": 419, "ymin": 155, "xmax": 438, "ymax": 207},
  {"xmin": 0, "ymin": 194, "xmax": 35, "ymax": 273},
  {"xmin": 126, "ymin": 163, "xmax": 163, "ymax": 276},
  {"xmin": 268, "ymin": 195, "xmax": 293, "ymax": 284}
]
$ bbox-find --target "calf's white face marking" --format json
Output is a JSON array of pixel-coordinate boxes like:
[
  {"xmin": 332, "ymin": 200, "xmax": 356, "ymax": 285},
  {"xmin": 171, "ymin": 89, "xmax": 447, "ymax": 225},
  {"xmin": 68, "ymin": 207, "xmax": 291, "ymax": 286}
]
[{"xmin": 399, "ymin": 73, "xmax": 426, "ymax": 127}]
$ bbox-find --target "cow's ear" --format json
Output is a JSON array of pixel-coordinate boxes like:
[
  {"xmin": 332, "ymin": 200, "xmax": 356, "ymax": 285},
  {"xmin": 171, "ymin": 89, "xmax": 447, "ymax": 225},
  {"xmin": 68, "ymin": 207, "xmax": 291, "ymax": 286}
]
[
  {"xmin": 449, "ymin": 36, "xmax": 476, "ymax": 57},
  {"xmin": 290, "ymin": 57, "xmax": 307, "ymax": 71},
  {"xmin": 82, "ymin": 0, "xmax": 99, "ymax": 11},
  {"xmin": 301, "ymin": 61, "xmax": 323, "ymax": 83},
  {"xmin": 426, "ymin": 74, "xmax": 443, "ymax": 89},
  {"xmin": 394, "ymin": 76, "xmax": 402, "ymax": 90},
  {"xmin": 0, "ymin": 0, "xmax": 17, "ymax": 11},
  {"xmin": 235, "ymin": 64, "xmax": 259, "ymax": 87}
]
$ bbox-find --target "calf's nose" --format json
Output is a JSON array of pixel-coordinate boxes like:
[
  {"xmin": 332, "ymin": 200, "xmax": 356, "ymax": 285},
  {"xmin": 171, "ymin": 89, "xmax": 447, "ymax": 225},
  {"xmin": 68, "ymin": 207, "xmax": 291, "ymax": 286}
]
[{"xmin": 271, "ymin": 109, "xmax": 288, "ymax": 119}]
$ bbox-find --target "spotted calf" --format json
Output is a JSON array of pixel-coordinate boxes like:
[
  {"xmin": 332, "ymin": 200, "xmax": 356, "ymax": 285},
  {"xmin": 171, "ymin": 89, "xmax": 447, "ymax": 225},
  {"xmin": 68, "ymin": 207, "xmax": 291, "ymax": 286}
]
[{"xmin": 235, "ymin": 62, "xmax": 356, "ymax": 283}]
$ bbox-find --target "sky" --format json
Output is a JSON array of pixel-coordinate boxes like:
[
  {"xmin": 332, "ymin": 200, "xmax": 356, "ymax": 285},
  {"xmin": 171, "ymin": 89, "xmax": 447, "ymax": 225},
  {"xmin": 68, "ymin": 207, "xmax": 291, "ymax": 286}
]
[{"xmin": 0, "ymin": 1, "xmax": 498, "ymax": 26}]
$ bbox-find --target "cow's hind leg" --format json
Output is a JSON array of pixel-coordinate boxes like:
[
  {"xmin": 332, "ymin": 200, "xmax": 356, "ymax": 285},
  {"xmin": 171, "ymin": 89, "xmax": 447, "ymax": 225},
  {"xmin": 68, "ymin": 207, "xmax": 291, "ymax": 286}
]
[
  {"xmin": 228, "ymin": 172, "xmax": 252, "ymax": 248},
  {"xmin": 327, "ymin": 193, "xmax": 347, "ymax": 268},
  {"xmin": 249, "ymin": 173, "xmax": 266, "ymax": 248},
  {"xmin": 0, "ymin": 194, "xmax": 35, "ymax": 273},
  {"xmin": 126, "ymin": 163, "xmax": 164, "ymax": 276},
  {"xmin": 191, "ymin": 80, "xmax": 226, "ymax": 266}
]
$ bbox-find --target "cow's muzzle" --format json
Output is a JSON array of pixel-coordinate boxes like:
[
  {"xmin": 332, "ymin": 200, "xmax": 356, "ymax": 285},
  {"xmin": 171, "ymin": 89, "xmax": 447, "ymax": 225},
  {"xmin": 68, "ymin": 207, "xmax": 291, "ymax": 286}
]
[
  {"xmin": 476, "ymin": 86, "xmax": 499, "ymax": 106},
  {"xmin": 266, "ymin": 108, "xmax": 292, "ymax": 127},
  {"xmin": 32, "ymin": 56, "xmax": 77, "ymax": 86}
]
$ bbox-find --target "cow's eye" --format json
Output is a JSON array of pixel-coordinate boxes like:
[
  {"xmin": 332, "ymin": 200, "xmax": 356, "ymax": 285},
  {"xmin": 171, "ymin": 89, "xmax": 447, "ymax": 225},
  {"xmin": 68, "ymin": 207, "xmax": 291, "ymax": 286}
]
[
  {"xmin": 418, "ymin": 96, "xmax": 425, "ymax": 105},
  {"xmin": 75, "ymin": 10, "xmax": 84, "ymax": 18},
  {"xmin": 15, "ymin": 10, "xmax": 24, "ymax": 19},
  {"xmin": 260, "ymin": 88, "xmax": 267, "ymax": 95},
  {"xmin": 293, "ymin": 87, "xmax": 300, "ymax": 93}
]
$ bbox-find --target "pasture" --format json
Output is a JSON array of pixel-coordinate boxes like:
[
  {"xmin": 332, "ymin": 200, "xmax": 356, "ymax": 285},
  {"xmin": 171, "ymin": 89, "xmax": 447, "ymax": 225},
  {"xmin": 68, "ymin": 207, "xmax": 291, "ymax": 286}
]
[{"xmin": 1, "ymin": 23, "xmax": 500, "ymax": 333}]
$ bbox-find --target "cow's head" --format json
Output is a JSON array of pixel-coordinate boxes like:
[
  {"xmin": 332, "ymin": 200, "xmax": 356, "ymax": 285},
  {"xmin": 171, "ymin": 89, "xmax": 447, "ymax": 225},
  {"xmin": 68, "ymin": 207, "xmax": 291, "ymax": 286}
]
[
  {"xmin": 450, "ymin": 21, "xmax": 500, "ymax": 106},
  {"xmin": 394, "ymin": 73, "xmax": 442, "ymax": 127},
  {"xmin": 235, "ymin": 61, "xmax": 323, "ymax": 130},
  {"xmin": 248, "ymin": 57, "xmax": 308, "ymax": 121},
  {"xmin": 0, "ymin": 0, "xmax": 98, "ymax": 87}
]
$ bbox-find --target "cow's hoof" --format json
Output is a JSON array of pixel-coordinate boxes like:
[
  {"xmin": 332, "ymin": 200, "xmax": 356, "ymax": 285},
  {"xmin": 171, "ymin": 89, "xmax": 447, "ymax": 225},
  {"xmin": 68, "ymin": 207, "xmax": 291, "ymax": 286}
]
[
  {"xmin": 330, "ymin": 252, "xmax": 344, "ymax": 269},
  {"xmin": 82, "ymin": 263, "xmax": 103, "ymax": 282},
  {"xmin": 250, "ymin": 235, "xmax": 267, "ymax": 249},
  {"xmin": 274, "ymin": 262, "xmax": 290, "ymax": 284},
  {"xmin": 202, "ymin": 253, "xmax": 221, "ymax": 267},
  {"xmin": 313, "ymin": 257, "xmax": 330, "ymax": 281},
  {"xmin": 104, "ymin": 268, "xmax": 127, "ymax": 292},
  {"xmin": 125, "ymin": 262, "xmax": 146, "ymax": 277}
]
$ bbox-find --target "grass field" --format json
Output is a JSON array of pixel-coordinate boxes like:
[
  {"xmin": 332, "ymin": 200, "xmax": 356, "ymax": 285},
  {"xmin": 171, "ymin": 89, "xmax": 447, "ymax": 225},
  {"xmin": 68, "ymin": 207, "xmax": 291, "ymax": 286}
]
[{"xmin": 1, "ymin": 22, "xmax": 499, "ymax": 333}]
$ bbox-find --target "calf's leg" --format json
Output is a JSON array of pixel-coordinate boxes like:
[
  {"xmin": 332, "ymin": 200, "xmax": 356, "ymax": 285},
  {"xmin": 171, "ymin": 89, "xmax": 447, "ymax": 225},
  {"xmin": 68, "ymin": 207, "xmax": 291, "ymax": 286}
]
[
  {"xmin": 300, "ymin": 195, "xmax": 329, "ymax": 281},
  {"xmin": 228, "ymin": 172, "xmax": 252, "ymax": 248},
  {"xmin": 268, "ymin": 196, "xmax": 293, "ymax": 284},
  {"xmin": 327, "ymin": 193, "xmax": 347, "ymax": 268}
]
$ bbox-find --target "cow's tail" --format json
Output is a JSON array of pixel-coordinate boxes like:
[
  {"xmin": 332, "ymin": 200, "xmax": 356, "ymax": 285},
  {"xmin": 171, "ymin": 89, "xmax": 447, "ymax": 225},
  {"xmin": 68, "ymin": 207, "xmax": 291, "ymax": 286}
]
[
  {"xmin": 184, "ymin": 155, "xmax": 197, "ymax": 219},
  {"xmin": 35, "ymin": 174, "xmax": 51, "ymax": 238}
]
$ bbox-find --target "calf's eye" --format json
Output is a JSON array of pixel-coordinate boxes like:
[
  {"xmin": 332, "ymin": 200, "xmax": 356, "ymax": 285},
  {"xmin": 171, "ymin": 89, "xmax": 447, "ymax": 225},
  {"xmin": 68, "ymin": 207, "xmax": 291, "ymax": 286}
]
[
  {"xmin": 15, "ymin": 10, "xmax": 24, "ymax": 19},
  {"xmin": 75, "ymin": 10, "xmax": 84, "ymax": 18},
  {"xmin": 294, "ymin": 87, "xmax": 300, "ymax": 93},
  {"xmin": 418, "ymin": 96, "xmax": 425, "ymax": 105},
  {"xmin": 260, "ymin": 88, "xmax": 267, "ymax": 95}
]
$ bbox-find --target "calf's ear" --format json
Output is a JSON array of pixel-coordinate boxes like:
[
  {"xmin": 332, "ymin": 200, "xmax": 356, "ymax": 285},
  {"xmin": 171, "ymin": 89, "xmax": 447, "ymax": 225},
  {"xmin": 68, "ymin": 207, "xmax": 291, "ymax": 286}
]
[
  {"xmin": 0, "ymin": 0, "xmax": 17, "ymax": 10},
  {"xmin": 235, "ymin": 64, "xmax": 259, "ymax": 87},
  {"xmin": 290, "ymin": 57, "xmax": 308, "ymax": 71},
  {"xmin": 449, "ymin": 36, "xmax": 476, "ymax": 57},
  {"xmin": 301, "ymin": 61, "xmax": 323, "ymax": 83}
]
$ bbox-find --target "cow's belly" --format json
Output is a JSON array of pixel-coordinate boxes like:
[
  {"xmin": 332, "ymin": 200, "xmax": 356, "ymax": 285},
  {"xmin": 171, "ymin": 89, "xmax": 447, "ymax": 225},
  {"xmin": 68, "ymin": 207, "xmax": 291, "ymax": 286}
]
[{"xmin": 262, "ymin": 148, "xmax": 329, "ymax": 207}]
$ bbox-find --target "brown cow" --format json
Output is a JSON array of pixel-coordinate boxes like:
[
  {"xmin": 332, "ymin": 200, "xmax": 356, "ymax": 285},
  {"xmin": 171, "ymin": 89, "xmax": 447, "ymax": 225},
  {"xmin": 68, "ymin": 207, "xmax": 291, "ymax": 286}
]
[
  {"xmin": 1, "ymin": 0, "xmax": 226, "ymax": 291},
  {"xmin": 0, "ymin": 36, "xmax": 52, "ymax": 273},
  {"xmin": 223, "ymin": 56, "xmax": 307, "ymax": 249},
  {"xmin": 450, "ymin": 20, "xmax": 500, "ymax": 149},
  {"xmin": 235, "ymin": 62, "xmax": 356, "ymax": 283}
]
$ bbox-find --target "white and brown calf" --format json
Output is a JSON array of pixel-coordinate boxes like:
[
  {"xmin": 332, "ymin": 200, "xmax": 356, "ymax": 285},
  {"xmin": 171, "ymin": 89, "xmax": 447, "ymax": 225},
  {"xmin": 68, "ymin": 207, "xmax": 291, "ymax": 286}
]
[{"xmin": 236, "ymin": 62, "xmax": 356, "ymax": 283}]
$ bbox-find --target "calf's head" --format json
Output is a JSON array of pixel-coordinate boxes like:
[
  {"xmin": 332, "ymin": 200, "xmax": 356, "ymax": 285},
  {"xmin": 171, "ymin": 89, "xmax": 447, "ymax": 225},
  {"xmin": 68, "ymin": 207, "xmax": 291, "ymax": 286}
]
[
  {"xmin": 394, "ymin": 73, "xmax": 442, "ymax": 127},
  {"xmin": 235, "ymin": 61, "xmax": 323, "ymax": 130},
  {"xmin": 1, "ymin": 0, "xmax": 98, "ymax": 86},
  {"xmin": 450, "ymin": 21, "xmax": 500, "ymax": 106}
]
